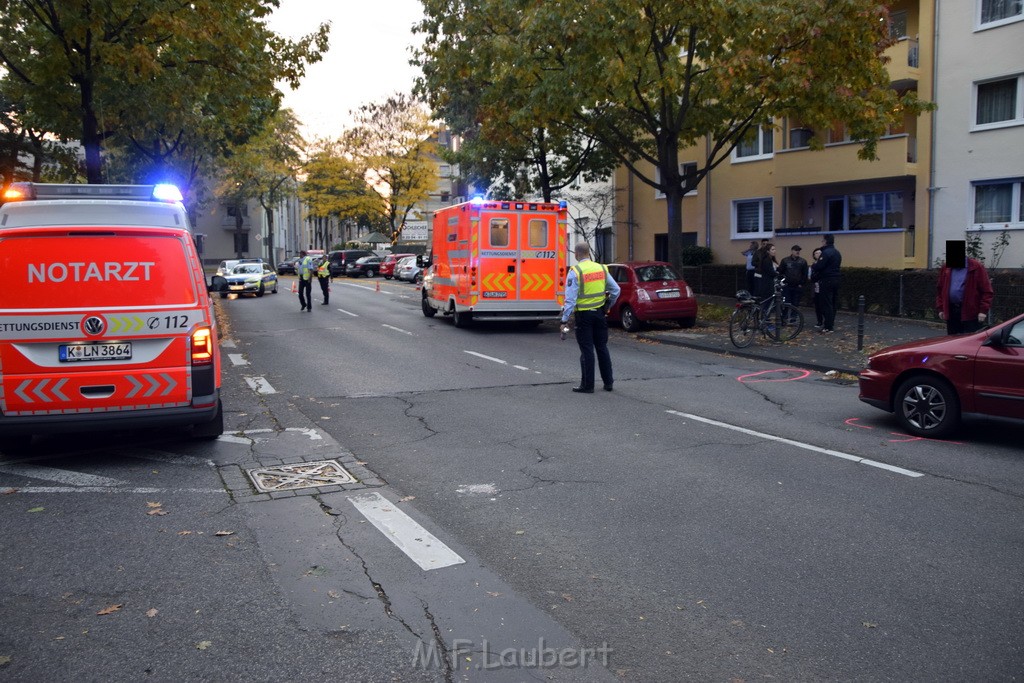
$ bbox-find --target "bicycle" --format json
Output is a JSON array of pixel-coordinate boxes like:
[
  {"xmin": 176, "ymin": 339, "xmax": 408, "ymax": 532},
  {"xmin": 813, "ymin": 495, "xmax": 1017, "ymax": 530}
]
[{"xmin": 728, "ymin": 276, "xmax": 805, "ymax": 348}]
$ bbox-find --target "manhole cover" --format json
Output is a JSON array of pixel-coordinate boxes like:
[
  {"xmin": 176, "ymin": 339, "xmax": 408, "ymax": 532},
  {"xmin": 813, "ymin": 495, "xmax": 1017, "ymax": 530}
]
[{"xmin": 247, "ymin": 460, "xmax": 356, "ymax": 493}]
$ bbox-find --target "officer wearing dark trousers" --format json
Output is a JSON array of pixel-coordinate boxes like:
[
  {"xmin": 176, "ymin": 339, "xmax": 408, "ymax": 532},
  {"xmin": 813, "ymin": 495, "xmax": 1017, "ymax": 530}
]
[
  {"xmin": 316, "ymin": 258, "xmax": 331, "ymax": 305},
  {"xmin": 297, "ymin": 250, "xmax": 314, "ymax": 311},
  {"xmin": 561, "ymin": 242, "xmax": 621, "ymax": 393}
]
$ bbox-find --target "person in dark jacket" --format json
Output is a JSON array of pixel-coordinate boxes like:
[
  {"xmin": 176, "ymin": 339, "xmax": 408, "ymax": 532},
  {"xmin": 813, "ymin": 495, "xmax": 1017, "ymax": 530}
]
[
  {"xmin": 810, "ymin": 234, "xmax": 841, "ymax": 333},
  {"xmin": 779, "ymin": 245, "xmax": 809, "ymax": 311},
  {"xmin": 935, "ymin": 241, "xmax": 993, "ymax": 335},
  {"xmin": 755, "ymin": 243, "xmax": 778, "ymax": 300}
]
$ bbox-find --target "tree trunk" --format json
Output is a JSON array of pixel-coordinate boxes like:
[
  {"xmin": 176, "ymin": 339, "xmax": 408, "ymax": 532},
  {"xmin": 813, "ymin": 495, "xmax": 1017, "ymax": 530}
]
[
  {"xmin": 80, "ymin": 79, "xmax": 103, "ymax": 184},
  {"xmin": 664, "ymin": 185, "xmax": 685, "ymax": 271},
  {"xmin": 234, "ymin": 201, "xmax": 245, "ymax": 258},
  {"xmin": 264, "ymin": 205, "xmax": 275, "ymax": 268}
]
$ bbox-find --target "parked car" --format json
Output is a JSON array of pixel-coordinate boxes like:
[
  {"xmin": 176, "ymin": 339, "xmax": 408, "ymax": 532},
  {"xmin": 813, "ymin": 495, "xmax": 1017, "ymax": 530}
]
[
  {"xmin": 326, "ymin": 249, "xmax": 373, "ymax": 277},
  {"xmin": 276, "ymin": 256, "xmax": 300, "ymax": 275},
  {"xmin": 345, "ymin": 255, "xmax": 384, "ymax": 278},
  {"xmin": 858, "ymin": 312, "xmax": 1024, "ymax": 438},
  {"xmin": 222, "ymin": 262, "xmax": 279, "ymax": 298},
  {"xmin": 216, "ymin": 258, "xmax": 262, "ymax": 278},
  {"xmin": 380, "ymin": 253, "xmax": 414, "ymax": 279},
  {"xmin": 605, "ymin": 261, "xmax": 698, "ymax": 332},
  {"xmin": 395, "ymin": 255, "xmax": 422, "ymax": 283}
]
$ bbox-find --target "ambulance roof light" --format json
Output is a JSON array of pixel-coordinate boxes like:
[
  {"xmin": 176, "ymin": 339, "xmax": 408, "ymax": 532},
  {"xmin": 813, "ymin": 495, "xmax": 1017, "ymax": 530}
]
[
  {"xmin": 2, "ymin": 183, "xmax": 33, "ymax": 202},
  {"xmin": 559, "ymin": 200, "xmax": 567, "ymax": 209},
  {"xmin": 152, "ymin": 183, "xmax": 184, "ymax": 202},
  {"xmin": 470, "ymin": 195, "xmax": 485, "ymax": 205}
]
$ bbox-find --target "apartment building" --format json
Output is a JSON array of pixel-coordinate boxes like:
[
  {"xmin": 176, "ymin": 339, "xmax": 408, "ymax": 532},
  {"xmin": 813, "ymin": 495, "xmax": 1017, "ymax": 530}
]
[
  {"xmin": 932, "ymin": 0, "xmax": 1024, "ymax": 268},
  {"xmin": 614, "ymin": 0, "xmax": 934, "ymax": 269}
]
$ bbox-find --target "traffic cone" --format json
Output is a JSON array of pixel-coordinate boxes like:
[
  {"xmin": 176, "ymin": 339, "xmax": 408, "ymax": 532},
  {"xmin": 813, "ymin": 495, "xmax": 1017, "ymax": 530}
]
[
  {"xmin": 291, "ymin": 281, "xmax": 297, "ymax": 293},
  {"xmin": 375, "ymin": 280, "xmax": 380, "ymax": 292}
]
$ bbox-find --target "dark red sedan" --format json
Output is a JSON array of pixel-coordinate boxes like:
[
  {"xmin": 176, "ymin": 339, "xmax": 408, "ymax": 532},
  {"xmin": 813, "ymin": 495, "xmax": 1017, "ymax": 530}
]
[
  {"xmin": 380, "ymin": 253, "xmax": 414, "ymax": 280},
  {"xmin": 858, "ymin": 312, "xmax": 1024, "ymax": 438},
  {"xmin": 605, "ymin": 261, "xmax": 698, "ymax": 332}
]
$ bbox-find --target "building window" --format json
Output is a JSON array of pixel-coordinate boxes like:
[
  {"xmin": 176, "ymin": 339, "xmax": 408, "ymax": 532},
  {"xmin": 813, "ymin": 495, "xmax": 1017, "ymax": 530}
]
[
  {"xmin": 733, "ymin": 198, "xmax": 774, "ymax": 237},
  {"xmin": 654, "ymin": 163, "xmax": 700, "ymax": 198},
  {"xmin": 826, "ymin": 192, "xmax": 904, "ymax": 231},
  {"xmin": 975, "ymin": 75, "xmax": 1023, "ymax": 127},
  {"xmin": 979, "ymin": 0, "xmax": 1023, "ymax": 27},
  {"xmin": 227, "ymin": 205, "xmax": 248, "ymax": 218},
  {"xmin": 974, "ymin": 179, "xmax": 1023, "ymax": 226},
  {"xmin": 889, "ymin": 10, "xmax": 908, "ymax": 39},
  {"xmin": 733, "ymin": 124, "xmax": 774, "ymax": 161}
]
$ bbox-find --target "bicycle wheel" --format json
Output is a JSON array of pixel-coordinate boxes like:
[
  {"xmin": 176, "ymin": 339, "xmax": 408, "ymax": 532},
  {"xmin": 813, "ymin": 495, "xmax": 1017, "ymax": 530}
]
[
  {"xmin": 765, "ymin": 303, "xmax": 804, "ymax": 342},
  {"xmin": 729, "ymin": 305, "xmax": 758, "ymax": 348}
]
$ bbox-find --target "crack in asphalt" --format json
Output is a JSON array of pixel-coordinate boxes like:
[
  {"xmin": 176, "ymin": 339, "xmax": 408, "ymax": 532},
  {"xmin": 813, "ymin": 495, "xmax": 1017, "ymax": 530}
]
[{"xmin": 421, "ymin": 599, "xmax": 455, "ymax": 683}]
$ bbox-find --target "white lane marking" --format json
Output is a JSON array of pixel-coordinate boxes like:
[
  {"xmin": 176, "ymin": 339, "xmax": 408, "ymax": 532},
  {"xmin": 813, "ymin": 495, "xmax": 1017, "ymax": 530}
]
[
  {"xmin": 666, "ymin": 411, "xmax": 923, "ymax": 478},
  {"xmin": 348, "ymin": 491, "xmax": 465, "ymax": 571},
  {"xmin": 0, "ymin": 464, "xmax": 126, "ymax": 487},
  {"xmin": 244, "ymin": 376, "xmax": 277, "ymax": 394},
  {"xmin": 513, "ymin": 365, "xmax": 530, "ymax": 371},
  {"xmin": 382, "ymin": 324, "xmax": 413, "ymax": 336},
  {"xmin": 217, "ymin": 434, "xmax": 251, "ymax": 445},
  {"xmin": 228, "ymin": 353, "xmax": 249, "ymax": 366},
  {"xmin": 464, "ymin": 350, "xmax": 507, "ymax": 365},
  {"xmin": 341, "ymin": 283, "xmax": 376, "ymax": 292},
  {"xmin": 8, "ymin": 487, "xmax": 224, "ymax": 494},
  {"xmin": 457, "ymin": 483, "xmax": 499, "ymax": 496},
  {"xmin": 221, "ymin": 339, "xmax": 237, "ymax": 349},
  {"xmin": 336, "ymin": 308, "xmax": 359, "ymax": 317}
]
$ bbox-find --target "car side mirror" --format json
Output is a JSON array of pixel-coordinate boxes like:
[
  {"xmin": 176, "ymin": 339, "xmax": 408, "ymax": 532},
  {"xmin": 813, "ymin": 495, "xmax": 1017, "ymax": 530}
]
[
  {"xmin": 209, "ymin": 275, "xmax": 228, "ymax": 293},
  {"xmin": 417, "ymin": 254, "xmax": 431, "ymax": 268}
]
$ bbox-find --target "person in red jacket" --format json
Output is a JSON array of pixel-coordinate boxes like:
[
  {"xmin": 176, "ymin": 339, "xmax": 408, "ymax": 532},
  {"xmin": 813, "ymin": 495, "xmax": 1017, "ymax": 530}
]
[{"xmin": 935, "ymin": 240, "xmax": 993, "ymax": 335}]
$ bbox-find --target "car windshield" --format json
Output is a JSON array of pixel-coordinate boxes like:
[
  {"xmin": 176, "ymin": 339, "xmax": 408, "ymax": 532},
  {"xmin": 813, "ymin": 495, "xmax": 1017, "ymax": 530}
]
[
  {"xmin": 634, "ymin": 264, "xmax": 680, "ymax": 282},
  {"xmin": 233, "ymin": 265, "xmax": 262, "ymax": 274}
]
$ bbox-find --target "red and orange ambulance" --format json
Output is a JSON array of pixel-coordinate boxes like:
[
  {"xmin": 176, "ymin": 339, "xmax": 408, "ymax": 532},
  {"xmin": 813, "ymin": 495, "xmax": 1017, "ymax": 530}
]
[
  {"xmin": 420, "ymin": 198, "xmax": 568, "ymax": 327},
  {"xmin": 0, "ymin": 183, "xmax": 223, "ymax": 450}
]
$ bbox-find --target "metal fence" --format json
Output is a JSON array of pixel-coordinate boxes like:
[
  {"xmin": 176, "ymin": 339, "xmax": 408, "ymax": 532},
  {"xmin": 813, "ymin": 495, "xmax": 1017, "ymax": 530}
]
[{"xmin": 681, "ymin": 266, "xmax": 1024, "ymax": 323}]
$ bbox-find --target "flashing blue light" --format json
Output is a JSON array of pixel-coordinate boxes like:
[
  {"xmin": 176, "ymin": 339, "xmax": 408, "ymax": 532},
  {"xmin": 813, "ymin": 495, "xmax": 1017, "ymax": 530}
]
[
  {"xmin": 152, "ymin": 183, "xmax": 183, "ymax": 202},
  {"xmin": 559, "ymin": 200, "xmax": 567, "ymax": 209},
  {"xmin": 470, "ymin": 195, "xmax": 485, "ymax": 205}
]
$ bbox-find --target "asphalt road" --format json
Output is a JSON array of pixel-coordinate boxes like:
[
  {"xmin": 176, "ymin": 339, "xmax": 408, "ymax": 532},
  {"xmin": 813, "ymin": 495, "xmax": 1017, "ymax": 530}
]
[{"xmin": 2, "ymin": 276, "xmax": 1022, "ymax": 682}]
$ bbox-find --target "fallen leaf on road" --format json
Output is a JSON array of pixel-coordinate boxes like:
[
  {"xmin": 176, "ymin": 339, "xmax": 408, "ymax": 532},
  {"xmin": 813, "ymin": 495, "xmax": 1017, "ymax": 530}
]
[
  {"xmin": 177, "ymin": 531, "xmax": 193, "ymax": 536},
  {"xmin": 328, "ymin": 590, "xmax": 340, "ymax": 599},
  {"xmin": 146, "ymin": 502, "xmax": 163, "ymax": 508},
  {"xmin": 514, "ymin": 530, "xmax": 525, "ymax": 535},
  {"xmin": 486, "ymin": 592, "xmax": 502, "ymax": 598},
  {"xmin": 96, "ymin": 604, "xmax": 123, "ymax": 616},
  {"xmin": 27, "ymin": 507, "xmax": 44, "ymax": 513},
  {"xmin": 0, "ymin": 655, "xmax": 10, "ymax": 665},
  {"xmin": 561, "ymin": 594, "xmax": 574, "ymax": 602},
  {"xmin": 398, "ymin": 496, "xmax": 415, "ymax": 502},
  {"xmin": 146, "ymin": 609, "xmax": 158, "ymax": 618},
  {"xmin": 147, "ymin": 509, "xmax": 167, "ymax": 516},
  {"xmin": 863, "ymin": 621, "xmax": 878, "ymax": 628},
  {"xmin": 213, "ymin": 530, "xmax": 235, "ymax": 537},
  {"xmin": 196, "ymin": 641, "xmax": 212, "ymax": 651},
  {"xmin": 2, "ymin": 488, "xmax": 17, "ymax": 495}
]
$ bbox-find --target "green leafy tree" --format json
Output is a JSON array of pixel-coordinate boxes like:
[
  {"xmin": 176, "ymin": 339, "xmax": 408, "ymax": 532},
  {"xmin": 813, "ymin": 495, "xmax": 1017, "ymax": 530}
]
[
  {"xmin": 0, "ymin": 0, "xmax": 328, "ymax": 184},
  {"xmin": 417, "ymin": 0, "xmax": 931, "ymax": 269},
  {"xmin": 344, "ymin": 94, "xmax": 439, "ymax": 244}
]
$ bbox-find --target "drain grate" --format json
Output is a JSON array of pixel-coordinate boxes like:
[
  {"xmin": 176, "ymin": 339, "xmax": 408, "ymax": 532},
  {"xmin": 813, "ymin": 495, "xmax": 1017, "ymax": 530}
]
[{"xmin": 247, "ymin": 460, "xmax": 356, "ymax": 493}]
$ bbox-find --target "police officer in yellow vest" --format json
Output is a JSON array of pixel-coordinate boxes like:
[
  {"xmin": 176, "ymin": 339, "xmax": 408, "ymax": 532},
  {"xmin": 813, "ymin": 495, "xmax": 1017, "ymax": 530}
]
[
  {"xmin": 316, "ymin": 257, "xmax": 331, "ymax": 305},
  {"xmin": 297, "ymin": 250, "xmax": 314, "ymax": 312},
  {"xmin": 561, "ymin": 242, "xmax": 620, "ymax": 393}
]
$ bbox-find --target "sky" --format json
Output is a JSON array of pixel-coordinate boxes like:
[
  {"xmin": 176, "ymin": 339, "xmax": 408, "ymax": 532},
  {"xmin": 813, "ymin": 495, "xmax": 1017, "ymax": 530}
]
[{"xmin": 266, "ymin": 0, "xmax": 426, "ymax": 142}]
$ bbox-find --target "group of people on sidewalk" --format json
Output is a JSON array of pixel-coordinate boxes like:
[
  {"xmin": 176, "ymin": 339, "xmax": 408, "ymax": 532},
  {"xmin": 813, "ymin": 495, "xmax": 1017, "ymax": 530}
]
[
  {"xmin": 743, "ymin": 234, "xmax": 842, "ymax": 333},
  {"xmin": 743, "ymin": 236, "xmax": 993, "ymax": 336}
]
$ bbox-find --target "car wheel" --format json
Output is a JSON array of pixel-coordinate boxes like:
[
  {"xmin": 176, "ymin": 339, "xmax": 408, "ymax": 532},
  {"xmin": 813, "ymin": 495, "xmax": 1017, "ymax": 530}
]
[
  {"xmin": 453, "ymin": 306, "xmax": 472, "ymax": 328},
  {"xmin": 256, "ymin": 283, "xmax": 265, "ymax": 297},
  {"xmin": 414, "ymin": 272, "xmax": 423, "ymax": 285},
  {"xmin": 620, "ymin": 305, "xmax": 641, "ymax": 333},
  {"xmin": 678, "ymin": 317, "xmax": 696, "ymax": 329},
  {"xmin": 421, "ymin": 292, "xmax": 436, "ymax": 317},
  {"xmin": 384, "ymin": 275, "xmax": 392, "ymax": 280},
  {"xmin": 366, "ymin": 269, "xmax": 376, "ymax": 278},
  {"xmin": 895, "ymin": 375, "xmax": 961, "ymax": 439},
  {"xmin": 191, "ymin": 399, "xmax": 224, "ymax": 440}
]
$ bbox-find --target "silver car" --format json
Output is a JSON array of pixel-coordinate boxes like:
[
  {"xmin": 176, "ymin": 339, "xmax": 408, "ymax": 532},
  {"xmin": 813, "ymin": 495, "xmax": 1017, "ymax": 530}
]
[{"xmin": 395, "ymin": 256, "xmax": 422, "ymax": 283}]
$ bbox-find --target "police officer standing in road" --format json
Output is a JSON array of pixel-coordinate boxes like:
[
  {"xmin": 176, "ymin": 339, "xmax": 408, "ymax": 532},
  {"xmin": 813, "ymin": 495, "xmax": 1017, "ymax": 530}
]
[
  {"xmin": 297, "ymin": 250, "xmax": 314, "ymax": 312},
  {"xmin": 561, "ymin": 242, "xmax": 621, "ymax": 393},
  {"xmin": 316, "ymin": 256, "xmax": 331, "ymax": 305}
]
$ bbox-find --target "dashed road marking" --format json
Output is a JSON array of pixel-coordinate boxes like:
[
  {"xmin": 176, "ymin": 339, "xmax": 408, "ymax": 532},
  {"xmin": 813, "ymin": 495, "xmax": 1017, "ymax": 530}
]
[
  {"xmin": 382, "ymin": 324, "xmax": 413, "ymax": 335},
  {"xmin": 8, "ymin": 487, "xmax": 224, "ymax": 494},
  {"xmin": 349, "ymin": 491, "xmax": 465, "ymax": 571},
  {"xmin": 0, "ymin": 464, "xmax": 126, "ymax": 487},
  {"xmin": 336, "ymin": 308, "xmax": 359, "ymax": 317},
  {"xmin": 465, "ymin": 350, "xmax": 507, "ymax": 365},
  {"xmin": 666, "ymin": 410, "xmax": 924, "ymax": 478},
  {"xmin": 228, "ymin": 353, "xmax": 249, "ymax": 366},
  {"xmin": 244, "ymin": 376, "xmax": 277, "ymax": 394}
]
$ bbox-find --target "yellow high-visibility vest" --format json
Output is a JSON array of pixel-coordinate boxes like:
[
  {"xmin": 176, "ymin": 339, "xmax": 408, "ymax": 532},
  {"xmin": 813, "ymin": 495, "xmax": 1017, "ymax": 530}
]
[{"xmin": 572, "ymin": 260, "xmax": 608, "ymax": 311}]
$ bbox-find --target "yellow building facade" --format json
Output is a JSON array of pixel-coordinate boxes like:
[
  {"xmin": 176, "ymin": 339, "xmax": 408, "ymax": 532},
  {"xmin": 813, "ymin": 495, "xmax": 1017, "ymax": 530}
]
[{"xmin": 614, "ymin": 1, "xmax": 933, "ymax": 270}]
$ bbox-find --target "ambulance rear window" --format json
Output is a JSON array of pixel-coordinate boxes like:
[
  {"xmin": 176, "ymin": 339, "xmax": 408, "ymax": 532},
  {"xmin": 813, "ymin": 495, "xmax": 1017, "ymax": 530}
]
[
  {"xmin": 0, "ymin": 232, "xmax": 199, "ymax": 310},
  {"xmin": 528, "ymin": 219, "xmax": 548, "ymax": 248},
  {"xmin": 489, "ymin": 218, "xmax": 510, "ymax": 247}
]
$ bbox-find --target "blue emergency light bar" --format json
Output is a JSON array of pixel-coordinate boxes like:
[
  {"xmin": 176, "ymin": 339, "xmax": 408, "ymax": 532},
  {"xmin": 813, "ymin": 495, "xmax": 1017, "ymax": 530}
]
[{"xmin": 1, "ymin": 182, "xmax": 183, "ymax": 203}]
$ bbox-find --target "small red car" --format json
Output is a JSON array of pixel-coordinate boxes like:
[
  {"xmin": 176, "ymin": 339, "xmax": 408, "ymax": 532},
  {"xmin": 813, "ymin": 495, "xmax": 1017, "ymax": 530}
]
[
  {"xmin": 858, "ymin": 312, "xmax": 1024, "ymax": 438},
  {"xmin": 605, "ymin": 261, "xmax": 698, "ymax": 332},
  {"xmin": 380, "ymin": 253, "xmax": 414, "ymax": 280}
]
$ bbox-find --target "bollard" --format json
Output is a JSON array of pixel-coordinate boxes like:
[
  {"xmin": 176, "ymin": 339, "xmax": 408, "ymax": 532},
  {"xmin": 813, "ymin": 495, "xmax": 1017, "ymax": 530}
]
[{"xmin": 857, "ymin": 295, "xmax": 865, "ymax": 351}]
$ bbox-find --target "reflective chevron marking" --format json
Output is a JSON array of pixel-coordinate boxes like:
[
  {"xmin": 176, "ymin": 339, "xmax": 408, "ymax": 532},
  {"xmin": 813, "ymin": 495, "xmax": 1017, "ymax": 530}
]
[
  {"xmin": 109, "ymin": 315, "xmax": 146, "ymax": 333},
  {"xmin": 125, "ymin": 374, "xmax": 177, "ymax": 399},
  {"xmin": 126, "ymin": 375, "xmax": 143, "ymax": 398},
  {"xmin": 14, "ymin": 378, "xmax": 72, "ymax": 404}
]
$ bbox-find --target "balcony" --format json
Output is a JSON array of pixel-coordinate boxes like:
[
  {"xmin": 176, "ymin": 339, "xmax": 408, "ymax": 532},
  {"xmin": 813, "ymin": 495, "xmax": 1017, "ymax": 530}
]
[
  {"xmin": 773, "ymin": 135, "xmax": 918, "ymax": 186},
  {"xmin": 885, "ymin": 37, "xmax": 919, "ymax": 90}
]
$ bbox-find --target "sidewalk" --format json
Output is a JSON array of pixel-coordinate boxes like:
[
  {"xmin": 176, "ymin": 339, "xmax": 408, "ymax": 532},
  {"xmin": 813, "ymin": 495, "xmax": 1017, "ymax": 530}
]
[{"xmin": 638, "ymin": 295, "xmax": 948, "ymax": 376}]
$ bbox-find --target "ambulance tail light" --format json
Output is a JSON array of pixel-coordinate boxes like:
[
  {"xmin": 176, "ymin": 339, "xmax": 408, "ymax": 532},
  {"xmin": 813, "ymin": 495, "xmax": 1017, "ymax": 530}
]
[
  {"xmin": 191, "ymin": 327, "xmax": 214, "ymax": 366},
  {"xmin": 470, "ymin": 265, "xmax": 477, "ymax": 287}
]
